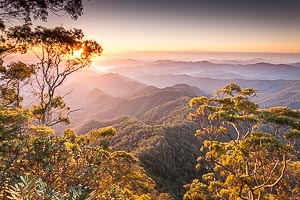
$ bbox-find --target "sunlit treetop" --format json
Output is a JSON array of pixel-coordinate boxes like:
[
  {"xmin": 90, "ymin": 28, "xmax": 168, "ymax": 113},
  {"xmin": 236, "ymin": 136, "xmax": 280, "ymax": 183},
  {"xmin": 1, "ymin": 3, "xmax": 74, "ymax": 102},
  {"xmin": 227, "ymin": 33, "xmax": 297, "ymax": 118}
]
[
  {"xmin": 2, "ymin": 25, "xmax": 102, "ymax": 126},
  {"xmin": 186, "ymin": 83, "xmax": 300, "ymax": 200}
]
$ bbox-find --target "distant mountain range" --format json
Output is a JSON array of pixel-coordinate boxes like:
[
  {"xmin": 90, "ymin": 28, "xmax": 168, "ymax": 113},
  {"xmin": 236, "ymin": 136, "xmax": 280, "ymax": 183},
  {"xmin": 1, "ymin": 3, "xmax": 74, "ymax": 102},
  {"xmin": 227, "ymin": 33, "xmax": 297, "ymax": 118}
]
[
  {"xmin": 291, "ymin": 62, "xmax": 300, "ymax": 67},
  {"xmin": 106, "ymin": 59, "xmax": 300, "ymax": 80}
]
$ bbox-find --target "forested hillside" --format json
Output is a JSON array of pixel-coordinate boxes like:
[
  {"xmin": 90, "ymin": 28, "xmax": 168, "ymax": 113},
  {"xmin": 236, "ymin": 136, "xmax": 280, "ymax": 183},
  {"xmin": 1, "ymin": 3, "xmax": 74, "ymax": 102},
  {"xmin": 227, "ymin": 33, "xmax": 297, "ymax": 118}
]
[
  {"xmin": 77, "ymin": 116, "xmax": 201, "ymax": 199},
  {"xmin": 68, "ymin": 82, "xmax": 205, "ymax": 198}
]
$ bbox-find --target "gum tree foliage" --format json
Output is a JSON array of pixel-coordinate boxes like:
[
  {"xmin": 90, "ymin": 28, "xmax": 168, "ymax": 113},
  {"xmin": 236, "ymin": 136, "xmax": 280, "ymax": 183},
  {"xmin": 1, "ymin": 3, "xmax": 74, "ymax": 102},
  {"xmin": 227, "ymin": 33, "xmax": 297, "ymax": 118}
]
[
  {"xmin": 0, "ymin": 0, "xmax": 101, "ymax": 126},
  {"xmin": 0, "ymin": 0, "xmax": 83, "ymax": 27},
  {"xmin": 0, "ymin": 0, "xmax": 84, "ymax": 55},
  {"xmin": 5, "ymin": 25, "xmax": 102, "ymax": 125},
  {"xmin": 0, "ymin": 59, "xmax": 35, "ymax": 108},
  {"xmin": 1, "ymin": 125, "xmax": 162, "ymax": 199},
  {"xmin": 185, "ymin": 83, "xmax": 300, "ymax": 200}
]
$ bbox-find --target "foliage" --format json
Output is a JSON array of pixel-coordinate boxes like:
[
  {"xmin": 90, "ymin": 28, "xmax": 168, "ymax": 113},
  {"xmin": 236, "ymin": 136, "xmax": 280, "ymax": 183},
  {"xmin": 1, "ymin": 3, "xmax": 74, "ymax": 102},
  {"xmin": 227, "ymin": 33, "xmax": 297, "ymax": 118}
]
[
  {"xmin": 0, "ymin": 1, "xmax": 102, "ymax": 126},
  {"xmin": 28, "ymin": 125, "xmax": 55, "ymax": 137},
  {"xmin": 0, "ymin": 60, "xmax": 35, "ymax": 108},
  {"xmin": 0, "ymin": 25, "xmax": 102, "ymax": 127},
  {"xmin": 185, "ymin": 83, "xmax": 300, "ymax": 200},
  {"xmin": 183, "ymin": 179, "xmax": 211, "ymax": 200},
  {"xmin": 0, "ymin": 0, "xmax": 83, "ymax": 27},
  {"xmin": 6, "ymin": 175, "xmax": 93, "ymax": 199},
  {"xmin": 3, "ymin": 25, "xmax": 102, "ymax": 126},
  {"xmin": 0, "ymin": 124, "xmax": 162, "ymax": 199},
  {"xmin": 0, "ymin": 108, "xmax": 32, "ymax": 137}
]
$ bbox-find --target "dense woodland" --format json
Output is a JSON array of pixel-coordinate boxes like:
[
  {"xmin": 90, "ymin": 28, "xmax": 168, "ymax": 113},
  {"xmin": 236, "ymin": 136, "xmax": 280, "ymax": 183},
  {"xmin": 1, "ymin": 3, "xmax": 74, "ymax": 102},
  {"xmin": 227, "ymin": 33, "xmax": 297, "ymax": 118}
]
[{"xmin": 1, "ymin": 1, "xmax": 300, "ymax": 200}]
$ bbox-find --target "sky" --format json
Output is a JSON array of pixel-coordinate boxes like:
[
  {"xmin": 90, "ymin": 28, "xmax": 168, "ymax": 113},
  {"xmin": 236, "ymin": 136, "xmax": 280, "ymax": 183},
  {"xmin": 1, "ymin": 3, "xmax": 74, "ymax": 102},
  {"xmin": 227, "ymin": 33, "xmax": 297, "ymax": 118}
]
[{"xmin": 35, "ymin": 0, "xmax": 300, "ymax": 55}]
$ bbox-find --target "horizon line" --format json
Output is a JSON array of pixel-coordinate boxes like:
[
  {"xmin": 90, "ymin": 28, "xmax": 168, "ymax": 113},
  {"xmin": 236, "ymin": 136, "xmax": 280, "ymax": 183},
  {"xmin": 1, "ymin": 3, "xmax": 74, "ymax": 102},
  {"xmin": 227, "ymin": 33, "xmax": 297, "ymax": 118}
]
[{"xmin": 103, "ymin": 50, "xmax": 300, "ymax": 55}]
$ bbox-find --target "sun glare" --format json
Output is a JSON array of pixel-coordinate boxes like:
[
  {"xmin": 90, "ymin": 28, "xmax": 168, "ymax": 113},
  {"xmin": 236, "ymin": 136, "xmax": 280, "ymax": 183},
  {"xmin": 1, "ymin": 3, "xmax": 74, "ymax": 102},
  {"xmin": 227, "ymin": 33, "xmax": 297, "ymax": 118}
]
[{"xmin": 73, "ymin": 48, "xmax": 84, "ymax": 57}]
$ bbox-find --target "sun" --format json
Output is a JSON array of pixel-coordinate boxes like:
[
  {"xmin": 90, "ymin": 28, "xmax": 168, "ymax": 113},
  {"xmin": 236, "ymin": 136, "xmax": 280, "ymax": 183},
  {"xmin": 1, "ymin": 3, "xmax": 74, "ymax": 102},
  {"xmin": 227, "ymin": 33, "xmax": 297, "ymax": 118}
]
[{"xmin": 73, "ymin": 48, "xmax": 84, "ymax": 57}]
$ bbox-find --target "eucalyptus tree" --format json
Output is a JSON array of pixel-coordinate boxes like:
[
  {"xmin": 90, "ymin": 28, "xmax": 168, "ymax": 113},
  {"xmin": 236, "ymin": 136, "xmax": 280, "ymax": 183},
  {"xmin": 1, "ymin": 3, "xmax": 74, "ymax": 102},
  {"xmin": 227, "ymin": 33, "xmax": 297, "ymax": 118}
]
[
  {"xmin": 0, "ymin": 60, "xmax": 35, "ymax": 108},
  {"xmin": 6, "ymin": 25, "xmax": 102, "ymax": 125},
  {"xmin": 185, "ymin": 83, "xmax": 300, "ymax": 200},
  {"xmin": 0, "ymin": 0, "xmax": 83, "ymax": 27},
  {"xmin": 0, "ymin": 0, "xmax": 84, "ymax": 56}
]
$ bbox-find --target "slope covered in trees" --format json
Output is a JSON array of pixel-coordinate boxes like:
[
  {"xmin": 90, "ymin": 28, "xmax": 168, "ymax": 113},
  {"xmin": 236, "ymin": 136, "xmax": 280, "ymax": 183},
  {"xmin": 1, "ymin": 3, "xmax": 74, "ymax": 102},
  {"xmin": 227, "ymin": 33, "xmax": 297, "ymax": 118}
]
[{"xmin": 76, "ymin": 115, "xmax": 201, "ymax": 199}]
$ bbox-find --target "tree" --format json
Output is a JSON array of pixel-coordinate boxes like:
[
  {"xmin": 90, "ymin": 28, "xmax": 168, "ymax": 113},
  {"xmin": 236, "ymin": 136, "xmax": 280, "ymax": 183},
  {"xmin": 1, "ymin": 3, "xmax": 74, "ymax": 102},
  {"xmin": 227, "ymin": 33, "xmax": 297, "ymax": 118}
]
[
  {"xmin": 0, "ymin": 0, "xmax": 102, "ymax": 126},
  {"xmin": 0, "ymin": 59, "xmax": 35, "ymax": 108},
  {"xmin": 0, "ymin": 0, "xmax": 85, "ymax": 56},
  {"xmin": 5, "ymin": 25, "xmax": 102, "ymax": 126},
  {"xmin": 185, "ymin": 83, "xmax": 300, "ymax": 200},
  {"xmin": 0, "ymin": 0, "xmax": 83, "ymax": 27}
]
